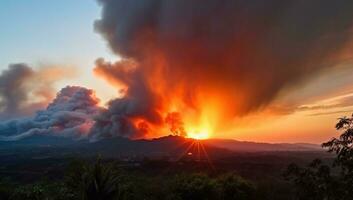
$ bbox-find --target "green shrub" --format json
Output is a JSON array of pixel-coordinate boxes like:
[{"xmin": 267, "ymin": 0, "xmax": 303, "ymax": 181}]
[{"xmin": 216, "ymin": 173, "xmax": 256, "ymax": 200}]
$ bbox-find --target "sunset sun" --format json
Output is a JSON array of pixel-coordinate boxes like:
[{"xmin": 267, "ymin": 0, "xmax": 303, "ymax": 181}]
[
  {"xmin": 185, "ymin": 125, "xmax": 212, "ymax": 140},
  {"xmin": 187, "ymin": 131, "xmax": 210, "ymax": 140}
]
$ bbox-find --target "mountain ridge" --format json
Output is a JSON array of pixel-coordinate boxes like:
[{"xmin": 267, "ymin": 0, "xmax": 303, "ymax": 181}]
[{"xmin": 0, "ymin": 134, "xmax": 323, "ymax": 154}]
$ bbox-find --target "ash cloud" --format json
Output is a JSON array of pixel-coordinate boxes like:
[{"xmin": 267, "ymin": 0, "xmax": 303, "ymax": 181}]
[
  {"xmin": 0, "ymin": 86, "xmax": 102, "ymax": 141},
  {"xmin": 92, "ymin": 0, "xmax": 353, "ymax": 137},
  {"xmin": 0, "ymin": 63, "xmax": 75, "ymax": 119},
  {"xmin": 0, "ymin": 63, "xmax": 34, "ymax": 118},
  {"xmin": 90, "ymin": 59, "xmax": 163, "ymax": 139}
]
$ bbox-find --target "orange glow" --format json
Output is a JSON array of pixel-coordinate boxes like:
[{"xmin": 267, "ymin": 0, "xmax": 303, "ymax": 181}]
[
  {"xmin": 94, "ymin": 56, "xmax": 233, "ymax": 139},
  {"xmin": 186, "ymin": 130, "xmax": 210, "ymax": 140},
  {"xmin": 183, "ymin": 106, "xmax": 217, "ymax": 140}
]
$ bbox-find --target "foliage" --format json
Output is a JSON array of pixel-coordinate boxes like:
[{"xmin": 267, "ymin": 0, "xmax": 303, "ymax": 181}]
[
  {"xmin": 216, "ymin": 173, "xmax": 256, "ymax": 200},
  {"xmin": 168, "ymin": 172, "xmax": 256, "ymax": 200},
  {"xmin": 65, "ymin": 158, "xmax": 122, "ymax": 200},
  {"xmin": 0, "ymin": 179, "xmax": 13, "ymax": 200},
  {"xmin": 170, "ymin": 173, "xmax": 218, "ymax": 200},
  {"xmin": 323, "ymin": 115, "xmax": 353, "ymax": 178},
  {"xmin": 286, "ymin": 114, "xmax": 353, "ymax": 200},
  {"xmin": 285, "ymin": 159, "xmax": 342, "ymax": 200},
  {"xmin": 9, "ymin": 182, "xmax": 75, "ymax": 200}
]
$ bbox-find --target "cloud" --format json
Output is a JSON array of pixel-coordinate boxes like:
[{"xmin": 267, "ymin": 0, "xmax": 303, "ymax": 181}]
[
  {"xmin": 0, "ymin": 63, "xmax": 76, "ymax": 119},
  {"xmin": 307, "ymin": 110, "xmax": 353, "ymax": 117},
  {"xmin": 0, "ymin": 86, "xmax": 102, "ymax": 141},
  {"xmin": 297, "ymin": 93, "xmax": 353, "ymax": 116}
]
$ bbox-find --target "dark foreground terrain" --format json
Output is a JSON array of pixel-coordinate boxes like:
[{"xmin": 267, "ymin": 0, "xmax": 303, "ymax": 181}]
[{"xmin": 0, "ymin": 135, "xmax": 335, "ymax": 200}]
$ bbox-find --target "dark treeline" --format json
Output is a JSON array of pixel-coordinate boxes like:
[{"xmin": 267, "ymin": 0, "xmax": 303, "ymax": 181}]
[
  {"xmin": 0, "ymin": 158, "xmax": 260, "ymax": 200},
  {"xmin": 285, "ymin": 114, "xmax": 353, "ymax": 200}
]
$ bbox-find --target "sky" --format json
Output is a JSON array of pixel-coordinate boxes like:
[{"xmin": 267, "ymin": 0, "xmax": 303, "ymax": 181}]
[
  {"xmin": 1, "ymin": 1, "xmax": 353, "ymax": 143},
  {"xmin": 0, "ymin": 0, "xmax": 117, "ymax": 102}
]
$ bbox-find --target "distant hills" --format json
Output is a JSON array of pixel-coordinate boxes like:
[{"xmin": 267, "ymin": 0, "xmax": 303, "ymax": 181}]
[
  {"xmin": 0, "ymin": 135, "xmax": 323, "ymax": 159},
  {"xmin": 203, "ymin": 138, "xmax": 322, "ymax": 152}
]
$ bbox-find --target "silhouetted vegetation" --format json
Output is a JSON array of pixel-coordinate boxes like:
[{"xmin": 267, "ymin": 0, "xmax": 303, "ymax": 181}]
[
  {"xmin": 170, "ymin": 173, "xmax": 218, "ymax": 200},
  {"xmin": 216, "ymin": 173, "xmax": 256, "ymax": 200},
  {"xmin": 10, "ymin": 182, "xmax": 74, "ymax": 200},
  {"xmin": 286, "ymin": 114, "xmax": 353, "ymax": 200},
  {"xmin": 0, "ymin": 151, "xmax": 331, "ymax": 200},
  {"xmin": 65, "ymin": 157, "xmax": 122, "ymax": 200},
  {"xmin": 0, "ymin": 160, "xmax": 257, "ymax": 200}
]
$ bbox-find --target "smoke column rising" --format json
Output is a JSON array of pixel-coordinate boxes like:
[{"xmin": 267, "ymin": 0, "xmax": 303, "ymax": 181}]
[
  {"xmin": 2, "ymin": 1, "xmax": 353, "ymax": 141},
  {"xmin": 93, "ymin": 0, "xmax": 353, "ymax": 137},
  {"xmin": 0, "ymin": 63, "xmax": 75, "ymax": 120}
]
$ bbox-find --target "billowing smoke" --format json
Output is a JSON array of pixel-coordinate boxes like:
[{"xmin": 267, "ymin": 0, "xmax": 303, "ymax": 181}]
[
  {"xmin": 0, "ymin": 86, "xmax": 102, "ymax": 141},
  {"xmin": 0, "ymin": 63, "xmax": 75, "ymax": 119},
  {"xmin": 92, "ymin": 0, "xmax": 353, "ymax": 137},
  {"xmin": 90, "ymin": 59, "xmax": 163, "ymax": 139},
  {"xmin": 2, "ymin": 1, "xmax": 353, "ymax": 141}
]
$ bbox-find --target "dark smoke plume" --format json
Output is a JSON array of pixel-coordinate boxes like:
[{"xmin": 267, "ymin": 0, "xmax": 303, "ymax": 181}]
[
  {"xmin": 90, "ymin": 59, "xmax": 163, "ymax": 140},
  {"xmin": 0, "ymin": 63, "xmax": 74, "ymax": 119},
  {"xmin": 93, "ymin": 0, "xmax": 353, "ymax": 137},
  {"xmin": 0, "ymin": 86, "xmax": 102, "ymax": 141},
  {"xmin": 0, "ymin": 64, "xmax": 34, "ymax": 118}
]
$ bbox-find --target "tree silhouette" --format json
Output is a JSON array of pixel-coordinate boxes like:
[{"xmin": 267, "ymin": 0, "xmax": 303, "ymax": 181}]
[
  {"xmin": 171, "ymin": 173, "xmax": 217, "ymax": 200},
  {"xmin": 66, "ymin": 158, "xmax": 122, "ymax": 200},
  {"xmin": 285, "ymin": 159, "xmax": 340, "ymax": 200},
  {"xmin": 216, "ymin": 173, "xmax": 255, "ymax": 200},
  {"xmin": 323, "ymin": 115, "xmax": 353, "ymax": 168},
  {"xmin": 322, "ymin": 114, "xmax": 353, "ymax": 199},
  {"xmin": 286, "ymin": 114, "xmax": 353, "ymax": 200}
]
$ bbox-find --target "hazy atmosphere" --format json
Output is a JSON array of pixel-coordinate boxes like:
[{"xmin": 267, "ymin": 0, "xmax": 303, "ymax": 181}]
[
  {"xmin": 1, "ymin": 1, "xmax": 353, "ymax": 200},
  {"xmin": 1, "ymin": 1, "xmax": 353, "ymax": 143}
]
